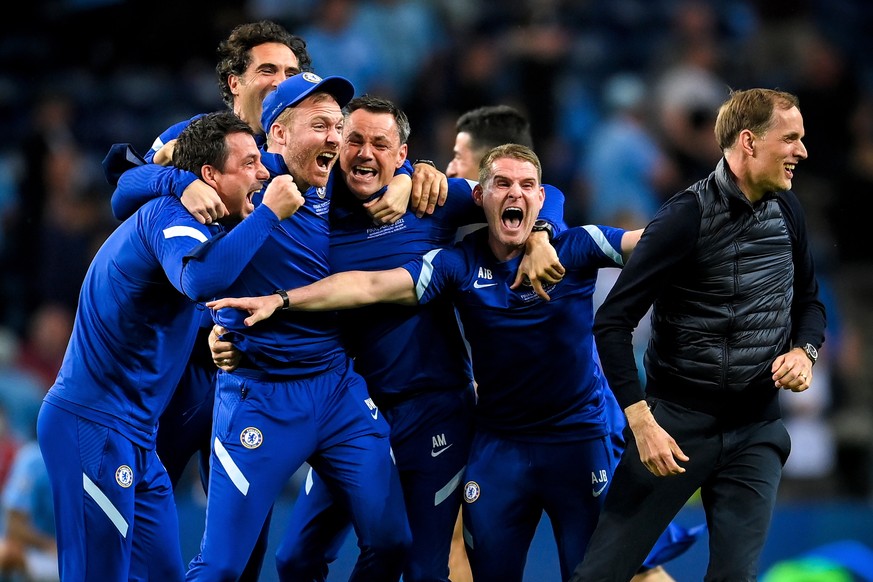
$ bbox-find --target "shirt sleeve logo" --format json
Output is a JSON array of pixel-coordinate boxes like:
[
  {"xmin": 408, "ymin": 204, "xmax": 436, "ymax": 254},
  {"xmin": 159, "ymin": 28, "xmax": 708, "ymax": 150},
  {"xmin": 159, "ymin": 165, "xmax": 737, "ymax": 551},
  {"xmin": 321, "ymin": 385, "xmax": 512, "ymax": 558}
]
[{"xmin": 364, "ymin": 397, "xmax": 379, "ymax": 420}]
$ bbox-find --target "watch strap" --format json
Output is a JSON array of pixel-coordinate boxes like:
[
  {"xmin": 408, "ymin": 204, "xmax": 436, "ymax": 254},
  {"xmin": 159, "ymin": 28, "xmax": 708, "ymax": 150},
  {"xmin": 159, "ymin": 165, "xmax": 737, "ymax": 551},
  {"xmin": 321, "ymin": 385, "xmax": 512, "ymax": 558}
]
[{"xmin": 274, "ymin": 288, "xmax": 291, "ymax": 311}]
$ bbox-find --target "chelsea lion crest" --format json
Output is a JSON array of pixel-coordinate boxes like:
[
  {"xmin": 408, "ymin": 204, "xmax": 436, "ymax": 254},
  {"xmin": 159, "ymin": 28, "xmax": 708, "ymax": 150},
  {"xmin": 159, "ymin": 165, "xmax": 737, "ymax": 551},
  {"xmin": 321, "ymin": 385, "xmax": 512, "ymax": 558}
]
[
  {"xmin": 116, "ymin": 465, "xmax": 134, "ymax": 488},
  {"xmin": 463, "ymin": 480, "xmax": 480, "ymax": 503},
  {"xmin": 240, "ymin": 427, "xmax": 264, "ymax": 449}
]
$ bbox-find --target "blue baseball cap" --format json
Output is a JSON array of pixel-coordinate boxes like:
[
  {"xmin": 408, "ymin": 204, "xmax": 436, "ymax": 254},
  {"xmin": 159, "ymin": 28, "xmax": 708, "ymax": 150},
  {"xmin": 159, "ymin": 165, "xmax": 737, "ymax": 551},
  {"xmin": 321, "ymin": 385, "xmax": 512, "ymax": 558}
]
[{"xmin": 261, "ymin": 72, "xmax": 355, "ymax": 132}]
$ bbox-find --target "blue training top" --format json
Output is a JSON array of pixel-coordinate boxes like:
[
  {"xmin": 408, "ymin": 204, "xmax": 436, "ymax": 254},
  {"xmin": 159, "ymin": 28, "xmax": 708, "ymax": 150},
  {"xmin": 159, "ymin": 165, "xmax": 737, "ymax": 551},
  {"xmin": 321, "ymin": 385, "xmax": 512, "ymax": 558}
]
[
  {"xmin": 209, "ymin": 151, "xmax": 349, "ymax": 378},
  {"xmin": 402, "ymin": 225, "xmax": 625, "ymax": 442},
  {"xmin": 327, "ymin": 176, "xmax": 481, "ymax": 400},
  {"xmin": 44, "ymin": 195, "xmax": 280, "ymax": 448},
  {"xmin": 329, "ymin": 174, "xmax": 567, "ymax": 402}
]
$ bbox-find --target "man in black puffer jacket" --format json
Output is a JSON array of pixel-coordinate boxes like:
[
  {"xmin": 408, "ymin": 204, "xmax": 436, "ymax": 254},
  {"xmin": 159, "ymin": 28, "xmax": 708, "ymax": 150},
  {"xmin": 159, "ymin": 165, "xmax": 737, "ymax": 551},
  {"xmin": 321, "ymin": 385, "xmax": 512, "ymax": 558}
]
[{"xmin": 570, "ymin": 88, "xmax": 826, "ymax": 581}]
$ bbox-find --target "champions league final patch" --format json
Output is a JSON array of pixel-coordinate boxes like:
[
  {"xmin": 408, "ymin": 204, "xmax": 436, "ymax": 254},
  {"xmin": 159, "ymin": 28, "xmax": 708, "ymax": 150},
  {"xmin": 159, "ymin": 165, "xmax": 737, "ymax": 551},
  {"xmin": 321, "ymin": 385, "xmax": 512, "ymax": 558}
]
[
  {"xmin": 463, "ymin": 480, "xmax": 480, "ymax": 503},
  {"xmin": 116, "ymin": 465, "xmax": 133, "ymax": 488},
  {"xmin": 240, "ymin": 427, "xmax": 264, "ymax": 449}
]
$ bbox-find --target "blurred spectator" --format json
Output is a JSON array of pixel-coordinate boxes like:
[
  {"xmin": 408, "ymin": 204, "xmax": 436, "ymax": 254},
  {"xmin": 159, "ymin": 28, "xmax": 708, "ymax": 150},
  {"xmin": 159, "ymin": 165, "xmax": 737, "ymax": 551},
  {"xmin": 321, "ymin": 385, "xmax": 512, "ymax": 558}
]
[
  {"xmin": 651, "ymin": 0, "xmax": 728, "ymax": 185},
  {"xmin": 355, "ymin": 0, "xmax": 445, "ymax": 104},
  {"xmin": 779, "ymin": 278, "xmax": 842, "ymax": 500},
  {"xmin": 1, "ymin": 88, "xmax": 114, "ymax": 335},
  {"xmin": 740, "ymin": 0, "xmax": 814, "ymax": 89},
  {"xmin": 0, "ymin": 407, "xmax": 20, "ymax": 495},
  {"xmin": 37, "ymin": 175, "xmax": 115, "ymax": 313},
  {"xmin": 829, "ymin": 93, "xmax": 873, "ymax": 267},
  {"xmin": 432, "ymin": 25, "xmax": 510, "ymax": 117},
  {"xmin": 835, "ymin": 95, "xmax": 873, "ymax": 263},
  {"xmin": 404, "ymin": 21, "xmax": 512, "ymax": 164},
  {"xmin": 0, "ymin": 155, "xmax": 17, "ymax": 261},
  {"xmin": 297, "ymin": 0, "xmax": 382, "ymax": 94},
  {"xmin": 578, "ymin": 72, "xmax": 677, "ymax": 227},
  {"xmin": 15, "ymin": 305, "xmax": 73, "ymax": 393},
  {"xmin": 0, "ymin": 441, "xmax": 57, "ymax": 582},
  {"xmin": 27, "ymin": 95, "xmax": 115, "ymax": 312},
  {"xmin": 2, "ymin": 93, "xmax": 77, "ymax": 333},
  {"xmin": 0, "ymin": 335, "xmax": 21, "ymax": 499},
  {"xmin": 0, "ymin": 328, "xmax": 43, "ymax": 442},
  {"xmin": 778, "ymin": 30, "xmax": 864, "ymax": 264},
  {"xmin": 791, "ymin": 32, "xmax": 860, "ymax": 184},
  {"xmin": 500, "ymin": 0, "xmax": 573, "ymax": 150}
]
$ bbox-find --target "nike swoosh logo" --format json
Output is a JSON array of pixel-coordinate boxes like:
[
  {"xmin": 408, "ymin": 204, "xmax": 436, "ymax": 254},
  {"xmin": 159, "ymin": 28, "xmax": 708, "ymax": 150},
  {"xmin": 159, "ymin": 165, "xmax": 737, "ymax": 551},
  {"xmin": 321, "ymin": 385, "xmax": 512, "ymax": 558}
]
[
  {"xmin": 592, "ymin": 482, "xmax": 608, "ymax": 497},
  {"xmin": 431, "ymin": 444, "xmax": 453, "ymax": 457},
  {"xmin": 473, "ymin": 281, "xmax": 497, "ymax": 289}
]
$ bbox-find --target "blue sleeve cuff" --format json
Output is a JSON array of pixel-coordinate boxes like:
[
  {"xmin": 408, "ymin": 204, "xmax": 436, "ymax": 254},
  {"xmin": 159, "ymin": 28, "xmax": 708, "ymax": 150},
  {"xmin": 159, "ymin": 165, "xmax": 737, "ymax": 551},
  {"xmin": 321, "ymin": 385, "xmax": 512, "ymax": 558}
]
[{"xmin": 395, "ymin": 159, "xmax": 414, "ymax": 177}]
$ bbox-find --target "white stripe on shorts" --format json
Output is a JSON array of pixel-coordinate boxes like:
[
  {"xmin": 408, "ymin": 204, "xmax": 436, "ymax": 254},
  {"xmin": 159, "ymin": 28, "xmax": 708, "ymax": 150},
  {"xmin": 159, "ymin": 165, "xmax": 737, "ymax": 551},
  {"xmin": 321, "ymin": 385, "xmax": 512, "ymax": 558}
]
[
  {"xmin": 82, "ymin": 473, "xmax": 129, "ymax": 537},
  {"xmin": 214, "ymin": 438, "xmax": 250, "ymax": 495},
  {"xmin": 434, "ymin": 465, "xmax": 466, "ymax": 507}
]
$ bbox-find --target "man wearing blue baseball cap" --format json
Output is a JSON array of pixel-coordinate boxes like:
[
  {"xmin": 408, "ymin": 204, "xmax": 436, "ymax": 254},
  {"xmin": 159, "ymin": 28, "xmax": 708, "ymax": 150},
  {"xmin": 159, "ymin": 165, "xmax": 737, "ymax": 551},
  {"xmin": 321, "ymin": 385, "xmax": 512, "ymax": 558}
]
[
  {"xmin": 260, "ymin": 71, "xmax": 355, "ymax": 134},
  {"xmin": 176, "ymin": 72, "xmax": 412, "ymax": 581}
]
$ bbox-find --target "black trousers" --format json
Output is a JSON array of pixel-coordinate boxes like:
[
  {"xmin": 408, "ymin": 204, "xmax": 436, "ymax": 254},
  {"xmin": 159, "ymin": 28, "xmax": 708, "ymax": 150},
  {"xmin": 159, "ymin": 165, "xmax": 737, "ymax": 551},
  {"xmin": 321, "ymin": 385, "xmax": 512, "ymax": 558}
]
[{"xmin": 569, "ymin": 398, "xmax": 791, "ymax": 582}]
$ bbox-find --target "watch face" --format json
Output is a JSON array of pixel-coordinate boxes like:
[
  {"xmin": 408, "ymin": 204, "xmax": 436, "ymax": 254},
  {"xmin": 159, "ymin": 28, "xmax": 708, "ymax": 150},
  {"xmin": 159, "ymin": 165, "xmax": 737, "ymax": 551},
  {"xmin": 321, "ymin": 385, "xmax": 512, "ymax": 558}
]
[
  {"xmin": 806, "ymin": 344, "xmax": 818, "ymax": 361},
  {"xmin": 532, "ymin": 220, "xmax": 552, "ymax": 234}
]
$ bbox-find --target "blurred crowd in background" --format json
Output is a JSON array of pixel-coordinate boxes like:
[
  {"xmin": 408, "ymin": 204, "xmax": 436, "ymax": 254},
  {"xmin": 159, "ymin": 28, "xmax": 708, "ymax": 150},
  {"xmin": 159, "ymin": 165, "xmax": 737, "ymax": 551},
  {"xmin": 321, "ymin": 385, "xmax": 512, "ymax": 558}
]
[{"xmin": 0, "ymin": 0, "xmax": 872, "ymax": 509}]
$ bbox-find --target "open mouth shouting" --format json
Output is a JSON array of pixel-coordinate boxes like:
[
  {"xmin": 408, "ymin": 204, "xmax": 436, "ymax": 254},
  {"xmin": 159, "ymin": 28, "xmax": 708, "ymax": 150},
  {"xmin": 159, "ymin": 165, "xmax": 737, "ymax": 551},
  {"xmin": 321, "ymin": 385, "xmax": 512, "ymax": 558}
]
[
  {"xmin": 316, "ymin": 151, "xmax": 337, "ymax": 172},
  {"xmin": 348, "ymin": 164, "xmax": 380, "ymax": 188},
  {"xmin": 246, "ymin": 187, "xmax": 258, "ymax": 206},
  {"xmin": 351, "ymin": 164, "xmax": 378, "ymax": 179},
  {"xmin": 502, "ymin": 206, "xmax": 524, "ymax": 231},
  {"xmin": 347, "ymin": 162, "xmax": 381, "ymax": 192},
  {"xmin": 304, "ymin": 150, "xmax": 338, "ymax": 188}
]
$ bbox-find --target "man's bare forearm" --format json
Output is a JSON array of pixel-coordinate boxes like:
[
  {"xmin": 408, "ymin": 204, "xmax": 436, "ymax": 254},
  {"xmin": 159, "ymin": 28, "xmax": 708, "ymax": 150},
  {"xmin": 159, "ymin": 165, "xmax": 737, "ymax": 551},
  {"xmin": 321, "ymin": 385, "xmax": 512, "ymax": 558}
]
[{"xmin": 288, "ymin": 268, "xmax": 418, "ymax": 310}]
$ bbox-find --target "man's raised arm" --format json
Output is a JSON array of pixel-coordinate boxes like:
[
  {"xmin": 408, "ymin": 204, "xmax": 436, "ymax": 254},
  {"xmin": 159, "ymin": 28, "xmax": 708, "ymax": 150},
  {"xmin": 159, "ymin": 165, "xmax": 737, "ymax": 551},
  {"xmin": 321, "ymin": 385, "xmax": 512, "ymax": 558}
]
[{"xmin": 207, "ymin": 267, "xmax": 418, "ymax": 326}]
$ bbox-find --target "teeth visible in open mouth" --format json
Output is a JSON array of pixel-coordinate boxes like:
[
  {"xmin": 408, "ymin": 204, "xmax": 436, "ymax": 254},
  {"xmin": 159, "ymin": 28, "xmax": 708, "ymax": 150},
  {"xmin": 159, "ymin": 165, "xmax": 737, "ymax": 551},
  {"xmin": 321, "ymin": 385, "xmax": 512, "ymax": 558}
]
[
  {"xmin": 316, "ymin": 152, "xmax": 336, "ymax": 168},
  {"xmin": 353, "ymin": 166, "xmax": 377, "ymax": 176}
]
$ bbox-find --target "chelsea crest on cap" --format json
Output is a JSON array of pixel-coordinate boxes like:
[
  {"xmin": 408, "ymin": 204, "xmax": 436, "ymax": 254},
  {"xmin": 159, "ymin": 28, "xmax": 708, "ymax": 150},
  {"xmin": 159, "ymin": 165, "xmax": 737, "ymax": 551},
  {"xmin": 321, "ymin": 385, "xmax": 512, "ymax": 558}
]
[{"xmin": 261, "ymin": 72, "xmax": 355, "ymax": 133}]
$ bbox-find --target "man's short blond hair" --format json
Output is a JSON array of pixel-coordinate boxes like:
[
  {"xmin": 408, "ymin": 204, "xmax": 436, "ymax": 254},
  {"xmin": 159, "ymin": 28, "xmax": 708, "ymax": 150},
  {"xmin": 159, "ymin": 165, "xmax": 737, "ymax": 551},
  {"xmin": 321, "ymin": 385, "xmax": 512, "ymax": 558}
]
[{"xmin": 478, "ymin": 143, "xmax": 543, "ymax": 186}]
